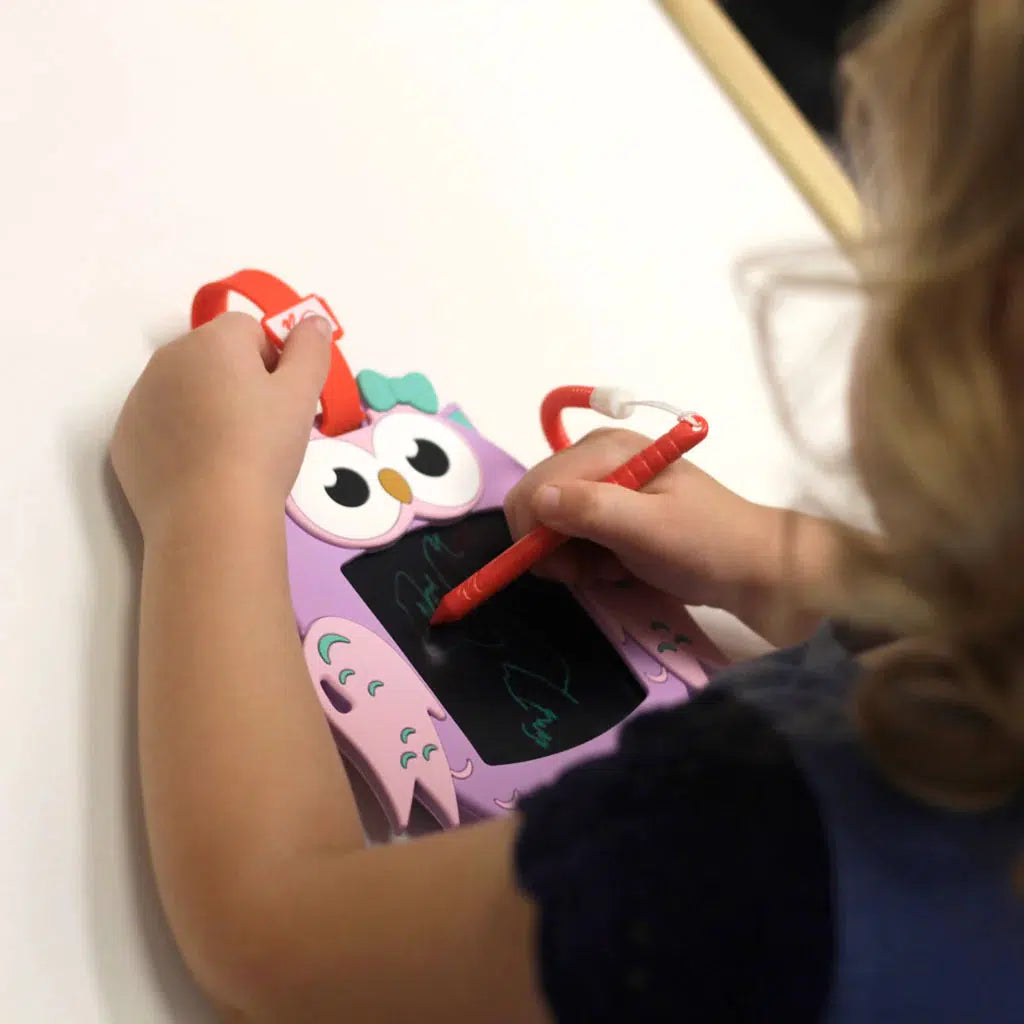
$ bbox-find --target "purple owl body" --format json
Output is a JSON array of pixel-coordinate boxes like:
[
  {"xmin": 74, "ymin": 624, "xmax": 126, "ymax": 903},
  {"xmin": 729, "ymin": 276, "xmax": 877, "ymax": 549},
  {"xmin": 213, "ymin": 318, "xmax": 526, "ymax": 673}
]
[{"xmin": 285, "ymin": 379, "xmax": 722, "ymax": 833}]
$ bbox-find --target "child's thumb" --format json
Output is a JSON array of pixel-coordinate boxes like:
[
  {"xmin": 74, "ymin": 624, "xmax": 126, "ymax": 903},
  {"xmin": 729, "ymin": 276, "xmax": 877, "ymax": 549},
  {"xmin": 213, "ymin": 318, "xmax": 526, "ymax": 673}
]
[
  {"xmin": 277, "ymin": 315, "xmax": 333, "ymax": 403},
  {"xmin": 532, "ymin": 480, "xmax": 655, "ymax": 554}
]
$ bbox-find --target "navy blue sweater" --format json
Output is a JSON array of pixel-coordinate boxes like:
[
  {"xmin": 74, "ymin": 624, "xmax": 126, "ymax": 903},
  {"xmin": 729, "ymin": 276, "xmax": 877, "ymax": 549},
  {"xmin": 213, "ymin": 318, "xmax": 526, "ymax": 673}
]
[{"xmin": 516, "ymin": 625, "xmax": 1024, "ymax": 1022}]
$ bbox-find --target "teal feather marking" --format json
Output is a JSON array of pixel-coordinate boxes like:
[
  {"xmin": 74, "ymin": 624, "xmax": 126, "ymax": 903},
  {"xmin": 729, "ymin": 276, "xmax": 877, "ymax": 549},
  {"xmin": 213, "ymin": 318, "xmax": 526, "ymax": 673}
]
[
  {"xmin": 657, "ymin": 641, "xmax": 678, "ymax": 653},
  {"xmin": 422, "ymin": 744, "xmax": 438, "ymax": 761},
  {"xmin": 400, "ymin": 751, "xmax": 417, "ymax": 769},
  {"xmin": 650, "ymin": 621, "xmax": 670, "ymax": 632},
  {"xmin": 675, "ymin": 633, "xmax": 692, "ymax": 645},
  {"xmin": 317, "ymin": 633, "xmax": 350, "ymax": 663},
  {"xmin": 446, "ymin": 409, "xmax": 473, "ymax": 430},
  {"xmin": 337, "ymin": 668, "xmax": 354, "ymax": 685},
  {"xmin": 367, "ymin": 680, "xmax": 383, "ymax": 696},
  {"xmin": 400, "ymin": 727, "xmax": 416, "ymax": 744}
]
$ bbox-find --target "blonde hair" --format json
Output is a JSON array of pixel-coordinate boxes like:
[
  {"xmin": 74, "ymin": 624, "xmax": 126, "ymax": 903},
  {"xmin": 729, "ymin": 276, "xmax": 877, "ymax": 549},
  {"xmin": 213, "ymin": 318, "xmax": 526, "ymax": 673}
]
[{"xmin": 822, "ymin": 0, "xmax": 1024, "ymax": 815}]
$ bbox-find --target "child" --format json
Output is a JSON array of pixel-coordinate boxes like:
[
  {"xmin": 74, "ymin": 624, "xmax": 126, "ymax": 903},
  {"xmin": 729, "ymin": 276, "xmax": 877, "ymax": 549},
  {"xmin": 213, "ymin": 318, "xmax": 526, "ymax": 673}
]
[{"xmin": 112, "ymin": 1, "xmax": 1023, "ymax": 1020}]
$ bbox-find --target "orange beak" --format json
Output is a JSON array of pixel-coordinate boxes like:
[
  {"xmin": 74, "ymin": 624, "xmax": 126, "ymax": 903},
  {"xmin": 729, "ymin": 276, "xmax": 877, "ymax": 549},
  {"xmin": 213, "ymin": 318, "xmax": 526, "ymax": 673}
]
[{"xmin": 378, "ymin": 467, "xmax": 413, "ymax": 505}]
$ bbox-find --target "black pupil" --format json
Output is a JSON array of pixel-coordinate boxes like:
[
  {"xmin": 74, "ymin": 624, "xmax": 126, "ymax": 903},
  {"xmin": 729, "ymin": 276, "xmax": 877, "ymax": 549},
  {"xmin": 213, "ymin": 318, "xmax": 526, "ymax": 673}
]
[
  {"xmin": 407, "ymin": 439, "xmax": 449, "ymax": 477},
  {"xmin": 325, "ymin": 468, "xmax": 370, "ymax": 507}
]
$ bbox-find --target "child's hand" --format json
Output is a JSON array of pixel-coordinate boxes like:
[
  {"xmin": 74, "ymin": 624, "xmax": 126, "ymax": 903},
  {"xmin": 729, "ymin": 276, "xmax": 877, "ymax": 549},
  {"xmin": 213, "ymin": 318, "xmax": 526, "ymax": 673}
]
[
  {"xmin": 111, "ymin": 312, "xmax": 332, "ymax": 539},
  {"xmin": 504, "ymin": 428, "xmax": 785, "ymax": 617}
]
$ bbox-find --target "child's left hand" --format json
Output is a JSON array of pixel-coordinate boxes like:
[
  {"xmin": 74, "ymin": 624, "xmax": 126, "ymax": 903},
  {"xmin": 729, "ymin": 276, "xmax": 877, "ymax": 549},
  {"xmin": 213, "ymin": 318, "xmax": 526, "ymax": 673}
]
[{"xmin": 111, "ymin": 312, "xmax": 332, "ymax": 540}]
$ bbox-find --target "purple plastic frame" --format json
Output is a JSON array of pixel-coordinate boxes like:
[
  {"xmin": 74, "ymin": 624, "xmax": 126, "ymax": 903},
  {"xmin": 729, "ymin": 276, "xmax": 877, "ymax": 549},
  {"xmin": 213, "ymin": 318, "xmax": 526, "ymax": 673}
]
[{"xmin": 286, "ymin": 401, "xmax": 718, "ymax": 830}]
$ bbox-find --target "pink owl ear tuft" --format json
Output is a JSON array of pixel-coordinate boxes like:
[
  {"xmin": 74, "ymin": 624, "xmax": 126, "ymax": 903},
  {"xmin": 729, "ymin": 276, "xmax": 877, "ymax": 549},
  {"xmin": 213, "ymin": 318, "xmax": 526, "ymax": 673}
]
[{"xmin": 441, "ymin": 403, "xmax": 474, "ymax": 431}]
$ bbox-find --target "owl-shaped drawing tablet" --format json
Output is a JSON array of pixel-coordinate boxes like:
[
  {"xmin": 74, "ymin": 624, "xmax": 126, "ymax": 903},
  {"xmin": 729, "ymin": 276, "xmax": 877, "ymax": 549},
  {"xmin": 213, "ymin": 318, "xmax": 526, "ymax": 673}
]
[{"xmin": 192, "ymin": 271, "xmax": 724, "ymax": 832}]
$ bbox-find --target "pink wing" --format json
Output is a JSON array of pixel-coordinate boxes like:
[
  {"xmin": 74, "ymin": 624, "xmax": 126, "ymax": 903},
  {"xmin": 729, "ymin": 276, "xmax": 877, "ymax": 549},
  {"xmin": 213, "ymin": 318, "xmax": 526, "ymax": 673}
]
[
  {"xmin": 580, "ymin": 580, "xmax": 724, "ymax": 689},
  {"xmin": 303, "ymin": 617, "xmax": 459, "ymax": 831}
]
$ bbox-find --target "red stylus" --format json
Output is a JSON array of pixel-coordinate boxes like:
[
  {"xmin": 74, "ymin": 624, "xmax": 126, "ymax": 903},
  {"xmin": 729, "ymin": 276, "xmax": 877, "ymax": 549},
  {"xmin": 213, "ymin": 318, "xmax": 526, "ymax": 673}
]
[{"xmin": 430, "ymin": 413, "xmax": 708, "ymax": 625}]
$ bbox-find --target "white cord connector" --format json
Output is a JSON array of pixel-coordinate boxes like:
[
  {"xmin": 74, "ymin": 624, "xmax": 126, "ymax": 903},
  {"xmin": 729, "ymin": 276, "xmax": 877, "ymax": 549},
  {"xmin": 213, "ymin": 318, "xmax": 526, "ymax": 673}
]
[
  {"xmin": 588, "ymin": 387, "xmax": 636, "ymax": 419},
  {"xmin": 590, "ymin": 387, "xmax": 698, "ymax": 426}
]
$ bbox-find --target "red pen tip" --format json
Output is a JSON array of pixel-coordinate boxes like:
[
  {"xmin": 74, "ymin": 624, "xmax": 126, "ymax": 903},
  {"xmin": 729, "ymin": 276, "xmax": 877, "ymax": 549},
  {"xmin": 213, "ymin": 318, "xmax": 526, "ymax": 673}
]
[{"xmin": 429, "ymin": 601, "xmax": 458, "ymax": 627}]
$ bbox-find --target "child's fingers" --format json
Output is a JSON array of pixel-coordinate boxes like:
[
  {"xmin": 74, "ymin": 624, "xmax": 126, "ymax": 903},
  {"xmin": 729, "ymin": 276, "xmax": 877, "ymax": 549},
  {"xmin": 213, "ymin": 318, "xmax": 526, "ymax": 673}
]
[
  {"xmin": 528, "ymin": 545, "xmax": 579, "ymax": 584},
  {"xmin": 531, "ymin": 541, "xmax": 625, "ymax": 587},
  {"xmin": 276, "ymin": 316, "xmax": 334, "ymax": 408},
  {"xmin": 504, "ymin": 428, "xmax": 652, "ymax": 539},
  {"xmin": 191, "ymin": 311, "xmax": 276, "ymax": 367},
  {"xmin": 528, "ymin": 475, "xmax": 663, "ymax": 557}
]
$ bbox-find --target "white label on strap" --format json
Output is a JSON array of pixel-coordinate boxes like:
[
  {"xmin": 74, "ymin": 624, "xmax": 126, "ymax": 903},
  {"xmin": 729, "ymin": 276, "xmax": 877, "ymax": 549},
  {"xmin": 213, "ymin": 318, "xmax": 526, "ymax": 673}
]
[{"xmin": 262, "ymin": 295, "xmax": 341, "ymax": 343}]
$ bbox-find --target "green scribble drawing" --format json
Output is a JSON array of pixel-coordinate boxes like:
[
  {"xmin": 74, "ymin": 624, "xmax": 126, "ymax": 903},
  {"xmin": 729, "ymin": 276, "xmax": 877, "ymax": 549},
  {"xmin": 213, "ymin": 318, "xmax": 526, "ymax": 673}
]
[
  {"xmin": 503, "ymin": 663, "xmax": 578, "ymax": 751},
  {"xmin": 394, "ymin": 532, "xmax": 466, "ymax": 621},
  {"xmin": 657, "ymin": 641, "xmax": 678, "ymax": 653},
  {"xmin": 400, "ymin": 727, "xmax": 416, "ymax": 744},
  {"xmin": 337, "ymin": 668, "xmax": 354, "ymax": 685},
  {"xmin": 390, "ymin": 527, "xmax": 588, "ymax": 754},
  {"xmin": 317, "ymin": 633, "xmax": 350, "ymax": 663},
  {"xmin": 367, "ymin": 680, "xmax": 384, "ymax": 696},
  {"xmin": 400, "ymin": 751, "xmax": 418, "ymax": 769},
  {"xmin": 520, "ymin": 704, "xmax": 558, "ymax": 749},
  {"xmin": 674, "ymin": 633, "xmax": 692, "ymax": 645},
  {"xmin": 395, "ymin": 570, "xmax": 445, "ymax": 621},
  {"xmin": 650, "ymin": 621, "xmax": 670, "ymax": 632},
  {"xmin": 422, "ymin": 533, "xmax": 463, "ymax": 594},
  {"xmin": 422, "ymin": 744, "xmax": 438, "ymax": 761}
]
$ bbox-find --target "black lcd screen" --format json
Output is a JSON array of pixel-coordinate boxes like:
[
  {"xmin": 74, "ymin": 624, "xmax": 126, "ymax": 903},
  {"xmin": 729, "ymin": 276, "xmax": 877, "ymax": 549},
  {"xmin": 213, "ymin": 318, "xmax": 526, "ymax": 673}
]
[{"xmin": 341, "ymin": 511, "xmax": 644, "ymax": 765}]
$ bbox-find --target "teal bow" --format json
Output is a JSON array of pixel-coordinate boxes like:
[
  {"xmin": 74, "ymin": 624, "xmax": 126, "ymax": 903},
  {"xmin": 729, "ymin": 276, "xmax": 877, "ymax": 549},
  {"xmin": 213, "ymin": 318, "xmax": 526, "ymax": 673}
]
[{"xmin": 356, "ymin": 370, "xmax": 439, "ymax": 415}]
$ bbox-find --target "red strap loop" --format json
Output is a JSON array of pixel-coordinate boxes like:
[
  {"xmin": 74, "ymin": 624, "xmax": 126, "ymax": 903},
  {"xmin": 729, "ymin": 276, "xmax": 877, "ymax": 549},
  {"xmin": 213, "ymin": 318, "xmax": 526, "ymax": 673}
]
[
  {"xmin": 190, "ymin": 269, "xmax": 363, "ymax": 437},
  {"xmin": 540, "ymin": 385, "xmax": 596, "ymax": 452}
]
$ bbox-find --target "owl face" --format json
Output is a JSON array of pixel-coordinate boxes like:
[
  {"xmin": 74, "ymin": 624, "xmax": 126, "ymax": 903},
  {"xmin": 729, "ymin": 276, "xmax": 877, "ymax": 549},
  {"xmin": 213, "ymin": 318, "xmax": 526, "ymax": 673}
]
[{"xmin": 287, "ymin": 407, "xmax": 484, "ymax": 548}]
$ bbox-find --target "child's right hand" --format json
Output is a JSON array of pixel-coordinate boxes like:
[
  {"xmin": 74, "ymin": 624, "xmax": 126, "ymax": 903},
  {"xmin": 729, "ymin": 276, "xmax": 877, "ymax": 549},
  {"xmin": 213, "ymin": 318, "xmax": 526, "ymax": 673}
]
[{"xmin": 504, "ymin": 428, "xmax": 789, "ymax": 620}]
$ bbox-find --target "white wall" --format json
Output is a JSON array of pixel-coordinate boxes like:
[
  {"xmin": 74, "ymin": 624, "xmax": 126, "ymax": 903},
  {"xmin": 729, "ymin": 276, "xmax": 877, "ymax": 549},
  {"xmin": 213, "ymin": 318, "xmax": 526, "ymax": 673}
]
[{"xmin": 0, "ymin": 2, "xmax": 848, "ymax": 1019}]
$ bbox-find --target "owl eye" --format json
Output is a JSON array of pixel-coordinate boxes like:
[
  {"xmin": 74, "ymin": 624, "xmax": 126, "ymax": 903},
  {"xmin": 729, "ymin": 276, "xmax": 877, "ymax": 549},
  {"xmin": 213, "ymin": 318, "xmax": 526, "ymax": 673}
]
[
  {"xmin": 290, "ymin": 439, "xmax": 403, "ymax": 543},
  {"xmin": 372, "ymin": 412, "xmax": 482, "ymax": 510},
  {"xmin": 325, "ymin": 468, "xmax": 372, "ymax": 507},
  {"xmin": 406, "ymin": 439, "xmax": 449, "ymax": 478}
]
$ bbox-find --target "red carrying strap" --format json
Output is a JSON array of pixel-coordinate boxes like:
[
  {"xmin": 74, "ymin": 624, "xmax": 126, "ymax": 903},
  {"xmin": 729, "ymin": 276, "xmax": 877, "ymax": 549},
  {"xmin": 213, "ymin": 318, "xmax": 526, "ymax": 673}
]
[
  {"xmin": 540, "ymin": 385, "xmax": 595, "ymax": 452},
  {"xmin": 191, "ymin": 269, "xmax": 363, "ymax": 436}
]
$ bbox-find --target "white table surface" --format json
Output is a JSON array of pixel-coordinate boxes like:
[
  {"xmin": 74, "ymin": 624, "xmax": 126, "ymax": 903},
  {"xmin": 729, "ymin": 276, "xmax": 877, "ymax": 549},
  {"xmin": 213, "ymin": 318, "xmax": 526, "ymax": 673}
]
[{"xmin": 0, "ymin": 2, "xmax": 852, "ymax": 1020}]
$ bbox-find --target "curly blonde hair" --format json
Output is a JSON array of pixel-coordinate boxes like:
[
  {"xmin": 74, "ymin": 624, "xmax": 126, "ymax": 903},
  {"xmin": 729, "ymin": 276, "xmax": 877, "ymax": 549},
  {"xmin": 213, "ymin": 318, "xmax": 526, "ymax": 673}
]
[{"xmin": 818, "ymin": 0, "xmax": 1024, "ymax": 817}]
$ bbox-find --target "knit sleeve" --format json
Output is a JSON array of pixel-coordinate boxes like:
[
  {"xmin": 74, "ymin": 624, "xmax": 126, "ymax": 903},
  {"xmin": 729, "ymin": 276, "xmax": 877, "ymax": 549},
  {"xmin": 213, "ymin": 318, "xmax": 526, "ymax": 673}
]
[{"xmin": 515, "ymin": 687, "xmax": 835, "ymax": 1023}]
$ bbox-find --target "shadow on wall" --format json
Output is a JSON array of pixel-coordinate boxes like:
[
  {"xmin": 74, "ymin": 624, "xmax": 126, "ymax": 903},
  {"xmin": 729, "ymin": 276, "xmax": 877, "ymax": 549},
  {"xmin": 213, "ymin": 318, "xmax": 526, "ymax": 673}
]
[{"xmin": 70, "ymin": 414, "xmax": 216, "ymax": 1024}]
